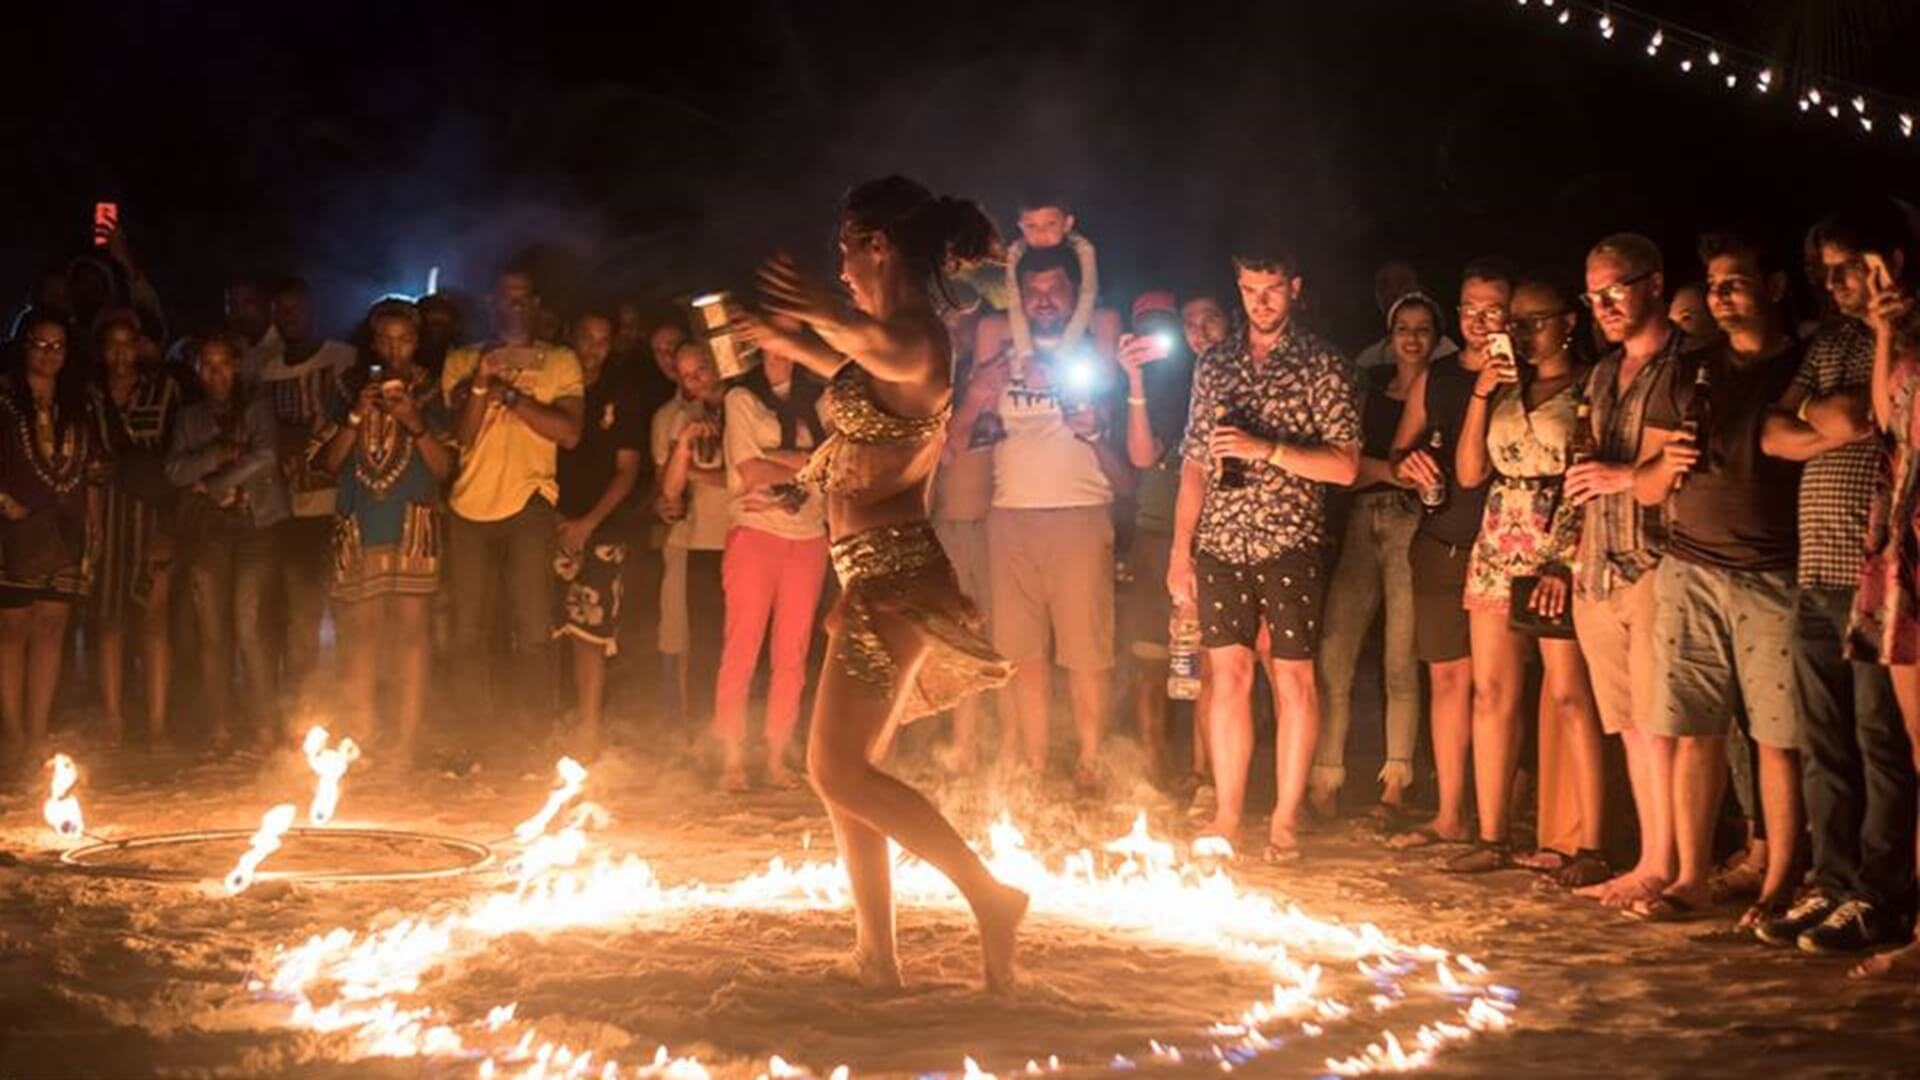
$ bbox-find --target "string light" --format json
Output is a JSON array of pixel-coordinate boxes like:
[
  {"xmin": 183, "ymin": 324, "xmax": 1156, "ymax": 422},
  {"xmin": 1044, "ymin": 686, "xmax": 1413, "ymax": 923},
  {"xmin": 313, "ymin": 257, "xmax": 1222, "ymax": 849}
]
[{"xmin": 1506, "ymin": 0, "xmax": 1920, "ymax": 144}]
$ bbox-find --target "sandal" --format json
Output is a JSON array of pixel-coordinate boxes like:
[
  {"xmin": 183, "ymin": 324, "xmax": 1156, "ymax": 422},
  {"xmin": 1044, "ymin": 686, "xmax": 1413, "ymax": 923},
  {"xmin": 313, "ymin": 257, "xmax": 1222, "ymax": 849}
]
[
  {"xmin": 1514, "ymin": 848, "xmax": 1573, "ymax": 873},
  {"xmin": 1442, "ymin": 840, "xmax": 1515, "ymax": 875},
  {"xmin": 1386, "ymin": 824, "xmax": 1473, "ymax": 852},
  {"xmin": 1261, "ymin": 841, "xmax": 1302, "ymax": 865},
  {"xmin": 1551, "ymin": 849, "xmax": 1613, "ymax": 890},
  {"xmin": 1626, "ymin": 891, "xmax": 1712, "ymax": 923}
]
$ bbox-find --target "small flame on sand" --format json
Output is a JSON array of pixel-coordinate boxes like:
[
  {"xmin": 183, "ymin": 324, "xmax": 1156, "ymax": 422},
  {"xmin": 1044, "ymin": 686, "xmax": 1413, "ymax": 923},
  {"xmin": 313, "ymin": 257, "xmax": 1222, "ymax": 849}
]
[
  {"xmin": 302, "ymin": 726, "xmax": 362, "ymax": 826},
  {"xmin": 514, "ymin": 757, "xmax": 587, "ymax": 843},
  {"xmin": 43, "ymin": 754, "xmax": 84, "ymax": 842},
  {"xmin": 226, "ymin": 803, "xmax": 298, "ymax": 895}
]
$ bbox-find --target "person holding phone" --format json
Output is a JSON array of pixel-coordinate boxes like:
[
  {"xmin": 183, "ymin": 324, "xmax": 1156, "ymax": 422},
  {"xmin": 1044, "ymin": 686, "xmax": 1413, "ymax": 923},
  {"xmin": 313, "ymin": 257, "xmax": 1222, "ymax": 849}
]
[
  {"xmin": 312, "ymin": 300, "xmax": 454, "ymax": 765},
  {"xmin": 1447, "ymin": 277, "xmax": 1606, "ymax": 882},
  {"xmin": 1843, "ymin": 217, "xmax": 1920, "ymax": 977},
  {"xmin": 441, "ymin": 266, "xmax": 585, "ymax": 727}
]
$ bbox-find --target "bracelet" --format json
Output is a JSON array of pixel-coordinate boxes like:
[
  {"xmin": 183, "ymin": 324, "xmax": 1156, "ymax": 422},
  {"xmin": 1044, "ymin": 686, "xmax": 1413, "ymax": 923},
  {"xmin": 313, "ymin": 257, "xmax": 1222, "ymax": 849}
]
[
  {"xmin": 1472, "ymin": 391, "xmax": 1491, "ymax": 401},
  {"xmin": 1265, "ymin": 442, "xmax": 1287, "ymax": 466},
  {"xmin": 1127, "ymin": 395, "xmax": 1147, "ymax": 406},
  {"xmin": 346, "ymin": 412, "xmax": 364, "ymax": 428},
  {"xmin": 470, "ymin": 382, "xmax": 489, "ymax": 396}
]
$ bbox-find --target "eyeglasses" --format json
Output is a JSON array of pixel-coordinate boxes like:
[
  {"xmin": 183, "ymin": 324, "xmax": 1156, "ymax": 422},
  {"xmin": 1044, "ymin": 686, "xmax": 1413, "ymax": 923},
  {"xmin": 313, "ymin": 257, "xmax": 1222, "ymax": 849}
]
[
  {"xmin": 1580, "ymin": 270, "xmax": 1656, "ymax": 310},
  {"xmin": 1458, "ymin": 304, "xmax": 1507, "ymax": 326},
  {"xmin": 26, "ymin": 338, "xmax": 67, "ymax": 352},
  {"xmin": 1508, "ymin": 311, "xmax": 1571, "ymax": 335}
]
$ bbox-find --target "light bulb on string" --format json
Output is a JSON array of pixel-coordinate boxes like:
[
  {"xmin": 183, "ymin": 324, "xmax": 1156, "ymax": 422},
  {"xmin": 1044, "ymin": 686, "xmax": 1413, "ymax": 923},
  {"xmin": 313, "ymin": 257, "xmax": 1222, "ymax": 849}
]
[
  {"xmin": 1708, "ymin": 49, "xmax": 1722, "ymax": 66},
  {"xmin": 1798, "ymin": 97, "xmax": 1812, "ymax": 112},
  {"xmin": 1600, "ymin": 16, "xmax": 1615, "ymax": 40},
  {"xmin": 1757, "ymin": 68, "xmax": 1773, "ymax": 93},
  {"xmin": 1810, "ymin": 89, "xmax": 1823, "ymax": 105},
  {"xmin": 1680, "ymin": 58, "xmax": 1693, "ymax": 73},
  {"xmin": 1557, "ymin": 8, "xmax": 1571, "ymax": 24},
  {"xmin": 1725, "ymin": 73, "xmax": 1738, "ymax": 90},
  {"xmin": 1862, "ymin": 117, "xmax": 1875, "ymax": 134},
  {"xmin": 1902, "ymin": 114, "xmax": 1914, "ymax": 138},
  {"xmin": 1854, "ymin": 95, "xmax": 1869, "ymax": 114},
  {"xmin": 1829, "ymin": 103, "xmax": 1843, "ymax": 119},
  {"xmin": 1646, "ymin": 29, "xmax": 1663, "ymax": 56}
]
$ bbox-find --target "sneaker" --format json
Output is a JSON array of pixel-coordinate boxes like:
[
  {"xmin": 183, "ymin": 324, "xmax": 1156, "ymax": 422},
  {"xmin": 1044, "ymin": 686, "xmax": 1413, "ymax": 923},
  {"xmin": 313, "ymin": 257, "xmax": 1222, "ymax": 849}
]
[
  {"xmin": 1799, "ymin": 899, "xmax": 1913, "ymax": 956},
  {"xmin": 1755, "ymin": 890, "xmax": 1839, "ymax": 947}
]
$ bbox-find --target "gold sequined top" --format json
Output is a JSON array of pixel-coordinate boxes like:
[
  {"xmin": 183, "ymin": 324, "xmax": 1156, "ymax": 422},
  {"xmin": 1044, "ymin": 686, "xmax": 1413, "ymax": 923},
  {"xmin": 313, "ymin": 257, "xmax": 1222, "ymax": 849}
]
[{"xmin": 798, "ymin": 364, "xmax": 950, "ymax": 506}]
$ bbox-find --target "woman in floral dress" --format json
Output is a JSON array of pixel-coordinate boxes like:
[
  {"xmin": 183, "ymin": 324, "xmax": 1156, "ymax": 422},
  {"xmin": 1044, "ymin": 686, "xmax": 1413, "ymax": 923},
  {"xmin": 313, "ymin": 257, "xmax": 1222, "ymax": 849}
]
[{"xmin": 1448, "ymin": 277, "xmax": 1607, "ymax": 885}]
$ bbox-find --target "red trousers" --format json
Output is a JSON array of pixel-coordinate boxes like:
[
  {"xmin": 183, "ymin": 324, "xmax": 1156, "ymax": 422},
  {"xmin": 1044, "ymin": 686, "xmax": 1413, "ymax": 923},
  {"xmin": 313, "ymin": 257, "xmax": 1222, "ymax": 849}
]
[{"xmin": 713, "ymin": 526, "xmax": 829, "ymax": 745}]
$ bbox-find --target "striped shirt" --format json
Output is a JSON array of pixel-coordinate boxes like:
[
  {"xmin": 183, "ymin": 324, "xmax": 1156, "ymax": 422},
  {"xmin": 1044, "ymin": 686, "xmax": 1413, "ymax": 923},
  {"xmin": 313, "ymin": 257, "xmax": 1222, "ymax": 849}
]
[
  {"xmin": 1574, "ymin": 332, "xmax": 1681, "ymax": 600},
  {"xmin": 1793, "ymin": 319, "xmax": 1879, "ymax": 590}
]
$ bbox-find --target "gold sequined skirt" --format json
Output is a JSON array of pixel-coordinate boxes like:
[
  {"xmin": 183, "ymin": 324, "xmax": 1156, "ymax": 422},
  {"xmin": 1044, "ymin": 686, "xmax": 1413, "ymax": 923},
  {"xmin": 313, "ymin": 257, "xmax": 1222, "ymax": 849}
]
[{"xmin": 828, "ymin": 521, "xmax": 1010, "ymax": 723}]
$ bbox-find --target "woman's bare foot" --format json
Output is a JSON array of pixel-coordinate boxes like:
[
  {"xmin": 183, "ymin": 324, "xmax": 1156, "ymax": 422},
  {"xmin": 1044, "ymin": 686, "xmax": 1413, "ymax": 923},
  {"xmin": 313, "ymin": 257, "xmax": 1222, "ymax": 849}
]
[
  {"xmin": 1577, "ymin": 868, "xmax": 1668, "ymax": 909},
  {"xmin": 834, "ymin": 945, "xmax": 904, "ymax": 990},
  {"xmin": 978, "ymin": 882, "xmax": 1029, "ymax": 993},
  {"xmin": 1849, "ymin": 940, "xmax": 1920, "ymax": 980}
]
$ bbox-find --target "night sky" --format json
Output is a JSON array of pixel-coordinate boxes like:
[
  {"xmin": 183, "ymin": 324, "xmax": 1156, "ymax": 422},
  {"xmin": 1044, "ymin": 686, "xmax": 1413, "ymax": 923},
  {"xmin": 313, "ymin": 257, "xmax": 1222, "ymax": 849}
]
[{"xmin": 9, "ymin": 0, "xmax": 1920, "ymax": 348}]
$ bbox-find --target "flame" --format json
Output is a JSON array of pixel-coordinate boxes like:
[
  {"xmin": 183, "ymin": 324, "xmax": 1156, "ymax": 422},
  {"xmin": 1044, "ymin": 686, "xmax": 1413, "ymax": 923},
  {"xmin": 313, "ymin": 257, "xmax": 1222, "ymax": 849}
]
[
  {"xmin": 514, "ymin": 757, "xmax": 588, "ymax": 843},
  {"xmin": 42, "ymin": 753, "xmax": 84, "ymax": 843},
  {"xmin": 253, "ymin": 762, "xmax": 1518, "ymax": 1078},
  {"xmin": 302, "ymin": 726, "xmax": 362, "ymax": 826},
  {"xmin": 226, "ymin": 803, "xmax": 298, "ymax": 895}
]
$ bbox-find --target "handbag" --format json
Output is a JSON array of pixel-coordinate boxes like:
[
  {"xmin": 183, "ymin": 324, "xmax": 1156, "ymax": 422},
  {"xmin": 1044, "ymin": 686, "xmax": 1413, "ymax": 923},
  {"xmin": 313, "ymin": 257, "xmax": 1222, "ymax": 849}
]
[
  {"xmin": 1509, "ymin": 573, "xmax": 1576, "ymax": 639},
  {"xmin": 0, "ymin": 510, "xmax": 79, "ymax": 581}
]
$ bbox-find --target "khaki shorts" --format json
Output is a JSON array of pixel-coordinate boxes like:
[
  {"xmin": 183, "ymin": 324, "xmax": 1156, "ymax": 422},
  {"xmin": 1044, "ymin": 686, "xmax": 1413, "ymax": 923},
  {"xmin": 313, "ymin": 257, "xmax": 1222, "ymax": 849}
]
[
  {"xmin": 1410, "ymin": 533, "xmax": 1471, "ymax": 663},
  {"xmin": 988, "ymin": 505, "xmax": 1115, "ymax": 671},
  {"xmin": 1572, "ymin": 570, "xmax": 1659, "ymax": 735},
  {"xmin": 1647, "ymin": 558, "xmax": 1801, "ymax": 749}
]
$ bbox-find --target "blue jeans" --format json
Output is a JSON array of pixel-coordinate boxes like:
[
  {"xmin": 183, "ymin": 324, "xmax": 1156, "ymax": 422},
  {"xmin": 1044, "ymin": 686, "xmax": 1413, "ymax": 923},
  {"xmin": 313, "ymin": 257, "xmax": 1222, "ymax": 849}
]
[
  {"xmin": 189, "ymin": 520, "xmax": 277, "ymax": 736},
  {"xmin": 1313, "ymin": 491, "xmax": 1422, "ymax": 792}
]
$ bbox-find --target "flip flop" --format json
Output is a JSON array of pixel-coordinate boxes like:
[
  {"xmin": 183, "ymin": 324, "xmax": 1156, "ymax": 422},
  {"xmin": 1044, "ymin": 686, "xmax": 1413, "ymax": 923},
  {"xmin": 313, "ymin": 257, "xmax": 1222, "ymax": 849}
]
[
  {"xmin": 1385, "ymin": 824, "xmax": 1473, "ymax": 851},
  {"xmin": 1515, "ymin": 848, "xmax": 1573, "ymax": 873},
  {"xmin": 1734, "ymin": 897, "xmax": 1793, "ymax": 933},
  {"xmin": 1626, "ymin": 892, "xmax": 1712, "ymax": 923}
]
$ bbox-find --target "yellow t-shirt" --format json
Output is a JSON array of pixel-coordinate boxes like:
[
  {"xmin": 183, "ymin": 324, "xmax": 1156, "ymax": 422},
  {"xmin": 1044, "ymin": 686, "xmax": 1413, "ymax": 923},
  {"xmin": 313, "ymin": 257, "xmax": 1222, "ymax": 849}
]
[{"xmin": 441, "ymin": 342, "xmax": 586, "ymax": 522}]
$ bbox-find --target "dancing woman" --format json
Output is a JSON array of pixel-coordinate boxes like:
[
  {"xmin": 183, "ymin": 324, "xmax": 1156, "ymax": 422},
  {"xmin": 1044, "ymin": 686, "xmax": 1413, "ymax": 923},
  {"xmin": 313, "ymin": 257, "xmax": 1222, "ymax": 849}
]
[{"xmin": 738, "ymin": 176, "xmax": 1029, "ymax": 991}]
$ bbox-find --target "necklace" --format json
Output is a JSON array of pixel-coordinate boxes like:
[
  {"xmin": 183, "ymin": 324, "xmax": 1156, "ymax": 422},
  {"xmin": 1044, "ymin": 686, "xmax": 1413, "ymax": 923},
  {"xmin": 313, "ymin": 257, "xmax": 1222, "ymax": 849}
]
[{"xmin": 0, "ymin": 391, "xmax": 86, "ymax": 495}]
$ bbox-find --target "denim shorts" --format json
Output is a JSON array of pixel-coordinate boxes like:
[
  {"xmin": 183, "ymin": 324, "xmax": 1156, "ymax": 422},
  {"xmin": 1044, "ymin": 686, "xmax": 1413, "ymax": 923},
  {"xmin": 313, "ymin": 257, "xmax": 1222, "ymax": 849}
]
[{"xmin": 1647, "ymin": 557, "xmax": 1800, "ymax": 749}]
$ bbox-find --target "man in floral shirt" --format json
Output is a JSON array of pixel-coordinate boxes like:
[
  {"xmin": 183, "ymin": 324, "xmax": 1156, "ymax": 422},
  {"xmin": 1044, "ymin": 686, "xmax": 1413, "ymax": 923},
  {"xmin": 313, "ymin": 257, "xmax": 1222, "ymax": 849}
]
[{"xmin": 1168, "ymin": 244, "xmax": 1360, "ymax": 862}]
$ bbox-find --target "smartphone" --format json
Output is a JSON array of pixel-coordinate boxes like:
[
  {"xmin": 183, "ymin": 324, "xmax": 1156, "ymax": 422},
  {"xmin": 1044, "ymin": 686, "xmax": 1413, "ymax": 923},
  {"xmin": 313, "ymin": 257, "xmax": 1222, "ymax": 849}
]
[
  {"xmin": 1486, "ymin": 330, "xmax": 1518, "ymax": 379},
  {"xmin": 1865, "ymin": 252, "xmax": 1894, "ymax": 296},
  {"xmin": 92, "ymin": 201, "xmax": 120, "ymax": 248},
  {"xmin": 367, "ymin": 364, "xmax": 386, "ymax": 385}
]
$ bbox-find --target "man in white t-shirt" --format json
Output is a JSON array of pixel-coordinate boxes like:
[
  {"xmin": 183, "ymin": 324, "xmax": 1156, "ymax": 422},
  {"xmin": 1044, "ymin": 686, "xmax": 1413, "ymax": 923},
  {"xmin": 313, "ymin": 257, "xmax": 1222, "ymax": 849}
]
[
  {"xmin": 974, "ymin": 245, "xmax": 1129, "ymax": 790},
  {"xmin": 713, "ymin": 353, "xmax": 829, "ymax": 790},
  {"xmin": 260, "ymin": 277, "xmax": 357, "ymax": 693},
  {"xmin": 653, "ymin": 342, "xmax": 730, "ymax": 732}
]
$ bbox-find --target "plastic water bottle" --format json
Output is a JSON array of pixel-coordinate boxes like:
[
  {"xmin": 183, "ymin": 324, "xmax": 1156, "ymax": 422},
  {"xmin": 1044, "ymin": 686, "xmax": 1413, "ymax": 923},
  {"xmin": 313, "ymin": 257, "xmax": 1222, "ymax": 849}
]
[{"xmin": 1167, "ymin": 607, "xmax": 1202, "ymax": 700}]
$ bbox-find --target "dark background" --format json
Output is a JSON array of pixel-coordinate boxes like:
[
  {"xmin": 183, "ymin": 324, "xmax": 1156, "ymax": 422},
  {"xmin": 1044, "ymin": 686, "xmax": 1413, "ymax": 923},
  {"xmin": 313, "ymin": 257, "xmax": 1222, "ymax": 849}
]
[{"xmin": 7, "ymin": 0, "xmax": 1920, "ymax": 349}]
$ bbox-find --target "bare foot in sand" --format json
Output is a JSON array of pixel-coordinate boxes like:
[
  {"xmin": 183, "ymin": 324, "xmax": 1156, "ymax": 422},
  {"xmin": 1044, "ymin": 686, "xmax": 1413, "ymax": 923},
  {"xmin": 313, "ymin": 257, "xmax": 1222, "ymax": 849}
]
[
  {"xmin": 1849, "ymin": 940, "xmax": 1920, "ymax": 981},
  {"xmin": 1578, "ymin": 870, "xmax": 1667, "ymax": 909},
  {"xmin": 835, "ymin": 945, "xmax": 904, "ymax": 990},
  {"xmin": 979, "ymin": 882, "xmax": 1029, "ymax": 993}
]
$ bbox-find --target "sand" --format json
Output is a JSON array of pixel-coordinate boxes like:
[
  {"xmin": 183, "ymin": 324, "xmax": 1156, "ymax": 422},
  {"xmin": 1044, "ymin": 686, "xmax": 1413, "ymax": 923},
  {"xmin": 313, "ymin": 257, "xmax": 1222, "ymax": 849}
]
[{"xmin": 2, "ymin": 732, "xmax": 1916, "ymax": 1080}]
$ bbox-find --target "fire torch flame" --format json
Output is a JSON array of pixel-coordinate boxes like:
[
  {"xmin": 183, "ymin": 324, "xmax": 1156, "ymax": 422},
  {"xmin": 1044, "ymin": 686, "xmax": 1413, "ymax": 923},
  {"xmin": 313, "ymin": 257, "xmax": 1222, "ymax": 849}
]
[
  {"xmin": 302, "ymin": 725, "xmax": 362, "ymax": 826},
  {"xmin": 226, "ymin": 803, "xmax": 298, "ymax": 895},
  {"xmin": 42, "ymin": 753, "xmax": 84, "ymax": 842},
  {"xmin": 513, "ymin": 757, "xmax": 588, "ymax": 843}
]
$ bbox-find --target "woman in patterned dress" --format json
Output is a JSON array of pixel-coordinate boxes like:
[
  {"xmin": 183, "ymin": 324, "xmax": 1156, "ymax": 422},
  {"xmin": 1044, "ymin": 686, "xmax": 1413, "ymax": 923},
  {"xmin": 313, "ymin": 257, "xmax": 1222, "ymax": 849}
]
[
  {"xmin": 88, "ymin": 313, "xmax": 183, "ymax": 746},
  {"xmin": 735, "ymin": 176, "xmax": 1027, "ymax": 992},
  {"xmin": 1845, "ymin": 265, "xmax": 1920, "ymax": 979},
  {"xmin": 1448, "ymin": 277, "xmax": 1607, "ymax": 884},
  {"xmin": 0, "ymin": 311, "xmax": 103, "ymax": 771},
  {"xmin": 310, "ymin": 300, "xmax": 455, "ymax": 763}
]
